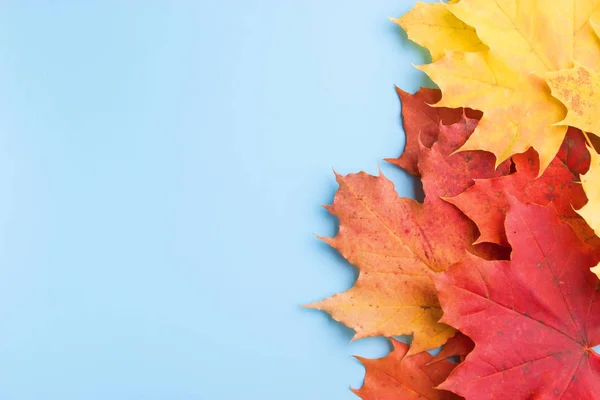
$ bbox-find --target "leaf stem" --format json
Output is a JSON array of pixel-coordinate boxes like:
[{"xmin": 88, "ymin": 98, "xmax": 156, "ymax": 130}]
[{"xmin": 582, "ymin": 131, "xmax": 594, "ymax": 148}]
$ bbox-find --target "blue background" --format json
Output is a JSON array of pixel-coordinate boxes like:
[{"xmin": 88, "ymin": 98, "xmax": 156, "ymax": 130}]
[{"xmin": 0, "ymin": 1, "xmax": 433, "ymax": 398}]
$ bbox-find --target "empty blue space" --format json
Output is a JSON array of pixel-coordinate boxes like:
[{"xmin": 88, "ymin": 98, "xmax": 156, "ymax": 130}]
[{"xmin": 0, "ymin": 1, "xmax": 441, "ymax": 399}]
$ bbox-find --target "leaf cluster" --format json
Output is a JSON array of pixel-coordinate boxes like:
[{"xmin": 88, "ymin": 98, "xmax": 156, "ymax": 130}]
[{"xmin": 308, "ymin": 1, "xmax": 600, "ymax": 398}]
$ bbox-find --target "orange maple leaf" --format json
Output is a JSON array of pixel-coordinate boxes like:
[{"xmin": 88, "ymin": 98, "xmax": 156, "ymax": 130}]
[
  {"xmin": 305, "ymin": 171, "xmax": 459, "ymax": 353},
  {"xmin": 354, "ymin": 339, "xmax": 460, "ymax": 400},
  {"xmin": 306, "ymin": 88, "xmax": 511, "ymax": 352}
]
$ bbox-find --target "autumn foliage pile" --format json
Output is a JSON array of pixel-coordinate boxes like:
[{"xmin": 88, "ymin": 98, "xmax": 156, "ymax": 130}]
[{"xmin": 307, "ymin": 1, "xmax": 600, "ymax": 399}]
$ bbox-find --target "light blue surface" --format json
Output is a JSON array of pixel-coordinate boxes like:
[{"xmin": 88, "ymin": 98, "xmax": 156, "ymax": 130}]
[{"xmin": 0, "ymin": 1, "xmax": 433, "ymax": 399}]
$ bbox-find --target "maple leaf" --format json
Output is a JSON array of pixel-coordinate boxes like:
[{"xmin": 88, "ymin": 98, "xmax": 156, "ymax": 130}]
[
  {"xmin": 398, "ymin": 0, "xmax": 600, "ymax": 172},
  {"xmin": 306, "ymin": 107, "xmax": 515, "ymax": 351},
  {"xmin": 391, "ymin": 2, "xmax": 486, "ymax": 63},
  {"xmin": 386, "ymin": 87, "xmax": 474, "ymax": 177},
  {"xmin": 574, "ymin": 0, "xmax": 600, "ymax": 70},
  {"xmin": 305, "ymin": 172, "xmax": 458, "ymax": 353},
  {"xmin": 446, "ymin": 0, "xmax": 574, "ymax": 73},
  {"xmin": 446, "ymin": 128, "xmax": 593, "ymax": 246},
  {"xmin": 435, "ymin": 198, "xmax": 600, "ymax": 399},
  {"xmin": 418, "ymin": 50, "xmax": 566, "ymax": 172},
  {"xmin": 353, "ymin": 338, "xmax": 460, "ymax": 400}
]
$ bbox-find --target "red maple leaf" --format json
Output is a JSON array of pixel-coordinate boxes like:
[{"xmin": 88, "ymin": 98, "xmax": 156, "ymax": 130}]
[
  {"xmin": 435, "ymin": 198, "xmax": 600, "ymax": 399},
  {"xmin": 386, "ymin": 87, "xmax": 480, "ymax": 176},
  {"xmin": 418, "ymin": 120, "xmax": 510, "ymax": 200},
  {"xmin": 417, "ymin": 116, "xmax": 511, "ymax": 261},
  {"xmin": 446, "ymin": 128, "xmax": 594, "ymax": 247},
  {"xmin": 354, "ymin": 339, "xmax": 460, "ymax": 400}
]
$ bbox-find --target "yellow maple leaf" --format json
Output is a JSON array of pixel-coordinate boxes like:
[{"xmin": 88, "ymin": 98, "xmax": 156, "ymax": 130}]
[
  {"xmin": 391, "ymin": 2, "xmax": 486, "ymax": 62},
  {"xmin": 418, "ymin": 51, "xmax": 566, "ymax": 170},
  {"xmin": 447, "ymin": 0, "xmax": 573, "ymax": 73},
  {"xmin": 575, "ymin": 1, "xmax": 600, "ymax": 70},
  {"xmin": 445, "ymin": 0, "xmax": 600, "ymax": 77},
  {"xmin": 397, "ymin": 0, "xmax": 600, "ymax": 172}
]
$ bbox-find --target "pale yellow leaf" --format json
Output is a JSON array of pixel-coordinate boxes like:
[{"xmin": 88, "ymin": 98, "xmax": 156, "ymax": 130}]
[
  {"xmin": 392, "ymin": 2, "xmax": 485, "ymax": 62},
  {"xmin": 575, "ymin": 1, "xmax": 600, "ymax": 69},
  {"xmin": 447, "ymin": 0, "xmax": 573, "ymax": 73}
]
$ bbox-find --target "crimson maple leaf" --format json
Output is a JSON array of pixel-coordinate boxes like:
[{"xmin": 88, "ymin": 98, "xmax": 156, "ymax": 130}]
[
  {"xmin": 387, "ymin": 87, "xmax": 480, "ymax": 176},
  {"xmin": 446, "ymin": 128, "xmax": 595, "ymax": 247},
  {"xmin": 416, "ymin": 116, "xmax": 511, "ymax": 261},
  {"xmin": 435, "ymin": 198, "xmax": 600, "ymax": 399}
]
